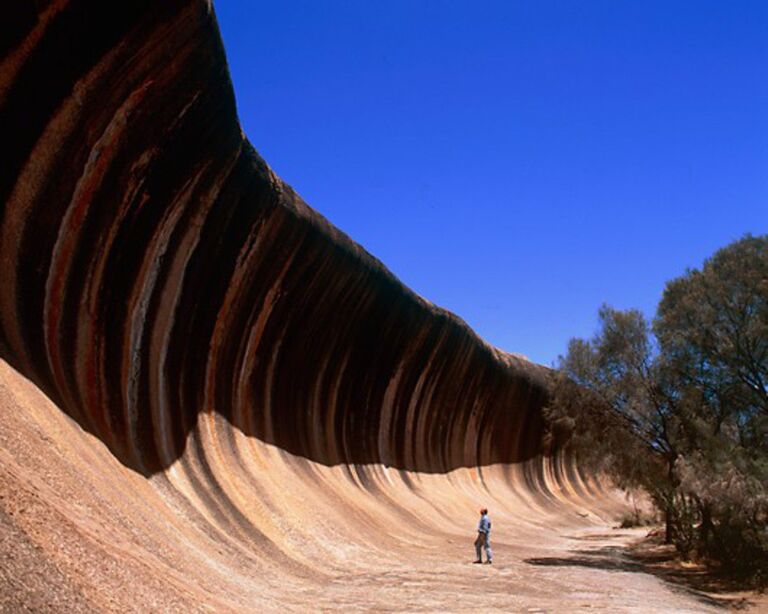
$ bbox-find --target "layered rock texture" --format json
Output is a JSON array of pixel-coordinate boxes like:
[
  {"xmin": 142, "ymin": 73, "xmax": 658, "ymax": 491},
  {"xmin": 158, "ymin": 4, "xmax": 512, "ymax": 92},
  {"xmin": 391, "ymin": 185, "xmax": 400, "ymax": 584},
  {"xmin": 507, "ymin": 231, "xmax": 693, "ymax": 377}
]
[{"xmin": 0, "ymin": 2, "xmax": 614, "ymax": 611}]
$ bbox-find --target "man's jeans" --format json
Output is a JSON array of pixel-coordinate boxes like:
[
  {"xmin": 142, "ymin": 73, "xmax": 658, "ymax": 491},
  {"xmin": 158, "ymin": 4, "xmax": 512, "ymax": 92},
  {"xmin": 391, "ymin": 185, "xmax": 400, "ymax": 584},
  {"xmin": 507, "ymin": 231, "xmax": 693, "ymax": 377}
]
[{"xmin": 475, "ymin": 532, "xmax": 492, "ymax": 562}]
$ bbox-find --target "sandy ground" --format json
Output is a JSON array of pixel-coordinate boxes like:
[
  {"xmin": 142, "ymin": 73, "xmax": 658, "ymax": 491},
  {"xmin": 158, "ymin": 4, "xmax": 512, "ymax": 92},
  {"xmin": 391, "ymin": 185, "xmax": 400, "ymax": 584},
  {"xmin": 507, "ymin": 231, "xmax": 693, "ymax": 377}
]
[
  {"xmin": 292, "ymin": 526, "xmax": 764, "ymax": 612},
  {"xmin": 1, "ymin": 359, "xmax": 765, "ymax": 612}
]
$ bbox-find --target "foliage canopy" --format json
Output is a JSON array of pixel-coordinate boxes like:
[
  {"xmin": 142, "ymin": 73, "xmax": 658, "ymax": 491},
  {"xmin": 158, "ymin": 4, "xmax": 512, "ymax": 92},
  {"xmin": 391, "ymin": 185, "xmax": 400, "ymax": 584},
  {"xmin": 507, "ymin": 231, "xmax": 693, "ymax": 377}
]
[{"xmin": 547, "ymin": 235, "xmax": 768, "ymax": 580}]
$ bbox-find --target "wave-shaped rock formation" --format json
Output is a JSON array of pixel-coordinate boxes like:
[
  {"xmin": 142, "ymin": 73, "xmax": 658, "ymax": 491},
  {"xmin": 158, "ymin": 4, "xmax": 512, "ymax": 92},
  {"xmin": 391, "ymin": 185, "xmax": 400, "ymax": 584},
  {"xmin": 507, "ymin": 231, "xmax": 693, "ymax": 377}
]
[{"xmin": 0, "ymin": 2, "xmax": 609, "ymax": 611}]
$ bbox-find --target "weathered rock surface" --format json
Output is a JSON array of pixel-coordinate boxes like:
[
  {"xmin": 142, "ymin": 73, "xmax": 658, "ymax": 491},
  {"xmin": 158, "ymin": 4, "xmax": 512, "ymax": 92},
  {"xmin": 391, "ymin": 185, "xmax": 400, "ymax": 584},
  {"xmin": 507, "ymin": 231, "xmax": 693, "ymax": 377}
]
[
  {"xmin": 0, "ymin": 2, "xmax": 632, "ymax": 611},
  {"xmin": 1, "ymin": 0, "xmax": 556, "ymax": 477}
]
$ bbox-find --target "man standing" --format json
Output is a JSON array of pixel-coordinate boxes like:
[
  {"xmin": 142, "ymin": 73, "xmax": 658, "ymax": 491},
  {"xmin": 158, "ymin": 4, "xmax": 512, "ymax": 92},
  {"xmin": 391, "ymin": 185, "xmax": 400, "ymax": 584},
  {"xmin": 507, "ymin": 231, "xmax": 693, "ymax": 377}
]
[{"xmin": 474, "ymin": 508, "xmax": 493, "ymax": 564}]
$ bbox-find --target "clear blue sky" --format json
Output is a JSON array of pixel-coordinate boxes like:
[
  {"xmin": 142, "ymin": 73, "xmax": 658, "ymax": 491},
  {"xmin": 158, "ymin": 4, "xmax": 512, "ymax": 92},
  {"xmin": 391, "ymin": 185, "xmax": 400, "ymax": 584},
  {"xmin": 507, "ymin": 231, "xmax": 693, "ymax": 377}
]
[{"xmin": 214, "ymin": 1, "xmax": 767, "ymax": 366}]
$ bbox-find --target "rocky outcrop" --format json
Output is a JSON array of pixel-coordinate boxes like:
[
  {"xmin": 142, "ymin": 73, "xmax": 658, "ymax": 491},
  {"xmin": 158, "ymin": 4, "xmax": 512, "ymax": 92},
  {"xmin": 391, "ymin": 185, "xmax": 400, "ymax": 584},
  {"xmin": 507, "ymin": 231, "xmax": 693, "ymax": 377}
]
[
  {"xmin": 0, "ymin": 0, "xmax": 557, "ymax": 480},
  {"xmin": 0, "ymin": 3, "xmax": 618, "ymax": 610}
]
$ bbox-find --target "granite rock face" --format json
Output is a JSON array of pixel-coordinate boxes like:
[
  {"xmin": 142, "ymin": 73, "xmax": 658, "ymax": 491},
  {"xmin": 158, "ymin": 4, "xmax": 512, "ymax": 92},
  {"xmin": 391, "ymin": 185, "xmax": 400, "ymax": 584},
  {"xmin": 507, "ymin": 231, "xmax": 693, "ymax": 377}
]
[
  {"xmin": 0, "ymin": 3, "xmax": 615, "ymax": 610},
  {"xmin": 0, "ymin": 0, "xmax": 559, "ymax": 479}
]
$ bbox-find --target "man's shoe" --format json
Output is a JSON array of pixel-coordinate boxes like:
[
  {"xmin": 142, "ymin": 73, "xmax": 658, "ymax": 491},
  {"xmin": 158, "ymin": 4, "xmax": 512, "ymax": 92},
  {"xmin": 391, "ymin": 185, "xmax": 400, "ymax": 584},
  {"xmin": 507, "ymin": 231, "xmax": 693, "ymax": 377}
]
[
  {"xmin": 473, "ymin": 560, "xmax": 482, "ymax": 564},
  {"xmin": 485, "ymin": 560, "xmax": 493, "ymax": 564}
]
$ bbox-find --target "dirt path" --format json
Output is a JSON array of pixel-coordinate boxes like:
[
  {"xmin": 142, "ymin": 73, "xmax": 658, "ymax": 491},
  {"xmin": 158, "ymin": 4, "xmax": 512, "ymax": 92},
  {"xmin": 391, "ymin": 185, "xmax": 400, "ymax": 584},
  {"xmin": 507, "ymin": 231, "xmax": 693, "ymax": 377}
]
[{"xmin": 299, "ymin": 526, "xmax": 753, "ymax": 613}]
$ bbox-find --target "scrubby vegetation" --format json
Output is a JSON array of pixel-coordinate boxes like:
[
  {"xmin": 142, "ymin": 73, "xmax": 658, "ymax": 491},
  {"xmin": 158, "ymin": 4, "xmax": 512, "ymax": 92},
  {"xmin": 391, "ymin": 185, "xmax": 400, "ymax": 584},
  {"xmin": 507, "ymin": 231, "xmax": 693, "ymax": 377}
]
[{"xmin": 546, "ymin": 235, "xmax": 768, "ymax": 584}]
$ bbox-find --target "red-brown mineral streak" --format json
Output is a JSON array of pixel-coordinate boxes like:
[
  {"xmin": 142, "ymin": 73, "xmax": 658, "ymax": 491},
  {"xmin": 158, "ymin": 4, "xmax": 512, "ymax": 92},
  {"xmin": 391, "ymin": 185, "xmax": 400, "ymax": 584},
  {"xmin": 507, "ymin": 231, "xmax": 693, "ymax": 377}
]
[{"xmin": 0, "ymin": 3, "xmax": 619, "ymax": 611}]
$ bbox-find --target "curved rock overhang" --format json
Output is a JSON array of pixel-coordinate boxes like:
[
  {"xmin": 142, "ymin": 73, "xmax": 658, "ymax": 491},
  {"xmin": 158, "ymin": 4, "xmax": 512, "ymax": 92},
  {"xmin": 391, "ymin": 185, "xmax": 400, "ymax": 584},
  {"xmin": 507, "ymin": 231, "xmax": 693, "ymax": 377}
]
[{"xmin": 0, "ymin": 1, "xmax": 567, "ymax": 485}]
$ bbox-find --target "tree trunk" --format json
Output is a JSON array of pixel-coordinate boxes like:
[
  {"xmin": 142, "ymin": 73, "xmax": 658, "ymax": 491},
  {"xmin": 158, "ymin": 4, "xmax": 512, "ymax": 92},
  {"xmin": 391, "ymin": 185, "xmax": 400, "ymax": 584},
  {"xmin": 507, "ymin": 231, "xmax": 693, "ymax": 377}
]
[
  {"xmin": 699, "ymin": 504, "xmax": 713, "ymax": 550},
  {"xmin": 664, "ymin": 458, "xmax": 676, "ymax": 545},
  {"xmin": 665, "ymin": 506, "xmax": 674, "ymax": 544}
]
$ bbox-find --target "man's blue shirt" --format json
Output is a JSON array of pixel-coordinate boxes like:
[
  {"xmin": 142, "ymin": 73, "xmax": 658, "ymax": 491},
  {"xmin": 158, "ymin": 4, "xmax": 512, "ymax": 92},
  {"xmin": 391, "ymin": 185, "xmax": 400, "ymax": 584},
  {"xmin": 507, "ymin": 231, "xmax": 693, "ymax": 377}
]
[{"xmin": 478, "ymin": 514, "xmax": 491, "ymax": 534}]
